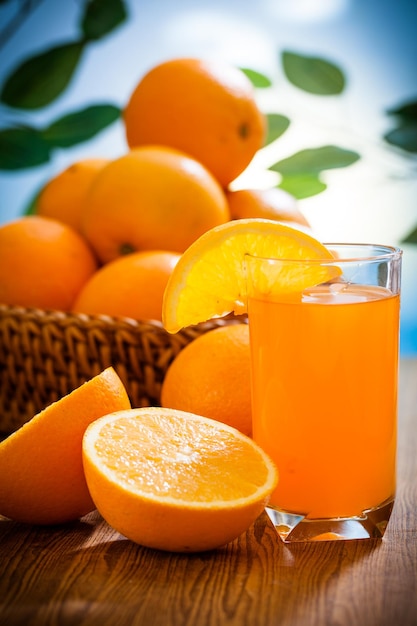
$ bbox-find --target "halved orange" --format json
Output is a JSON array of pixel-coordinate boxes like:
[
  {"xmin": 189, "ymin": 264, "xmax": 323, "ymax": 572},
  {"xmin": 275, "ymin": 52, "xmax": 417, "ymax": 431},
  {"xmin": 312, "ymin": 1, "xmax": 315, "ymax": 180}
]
[
  {"xmin": 0, "ymin": 367, "xmax": 131, "ymax": 525},
  {"xmin": 82, "ymin": 407, "xmax": 278, "ymax": 552},
  {"xmin": 162, "ymin": 218, "xmax": 339, "ymax": 333}
]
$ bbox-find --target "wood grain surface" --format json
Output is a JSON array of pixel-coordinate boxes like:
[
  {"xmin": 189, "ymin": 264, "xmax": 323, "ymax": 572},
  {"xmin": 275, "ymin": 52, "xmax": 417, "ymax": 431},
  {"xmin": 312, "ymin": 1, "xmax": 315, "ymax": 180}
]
[{"xmin": 1, "ymin": 359, "xmax": 416, "ymax": 626}]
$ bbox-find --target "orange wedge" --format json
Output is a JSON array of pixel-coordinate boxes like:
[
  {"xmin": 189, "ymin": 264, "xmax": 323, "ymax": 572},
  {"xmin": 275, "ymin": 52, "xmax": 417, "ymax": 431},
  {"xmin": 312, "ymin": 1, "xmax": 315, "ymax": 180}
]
[
  {"xmin": 162, "ymin": 218, "xmax": 339, "ymax": 333},
  {"xmin": 0, "ymin": 367, "xmax": 131, "ymax": 525},
  {"xmin": 82, "ymin": 407, "xmax": 278, "ymax": 552}
]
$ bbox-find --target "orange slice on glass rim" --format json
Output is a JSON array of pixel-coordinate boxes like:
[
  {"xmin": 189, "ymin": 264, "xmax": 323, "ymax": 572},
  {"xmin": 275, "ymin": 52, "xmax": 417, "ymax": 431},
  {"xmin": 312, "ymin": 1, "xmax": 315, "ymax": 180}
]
[{"xmin": 162, "ymin": 218, "xmax": 339, "ymax": 333}]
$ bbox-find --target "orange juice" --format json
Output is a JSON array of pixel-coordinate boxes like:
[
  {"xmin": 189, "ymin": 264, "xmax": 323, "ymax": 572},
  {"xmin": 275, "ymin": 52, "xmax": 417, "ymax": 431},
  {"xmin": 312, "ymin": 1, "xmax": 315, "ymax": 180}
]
[{"xmin": 248, "ymin": 284, "xmax": 400, "ymax": 519}]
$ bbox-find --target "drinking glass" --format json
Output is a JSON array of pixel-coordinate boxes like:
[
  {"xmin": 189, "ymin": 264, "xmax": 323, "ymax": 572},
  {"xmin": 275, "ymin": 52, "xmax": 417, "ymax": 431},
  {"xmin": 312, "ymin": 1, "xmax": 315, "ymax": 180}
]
[{"xmin": 245, "ymin": 244, "xmax": 402, "ymax": 542}]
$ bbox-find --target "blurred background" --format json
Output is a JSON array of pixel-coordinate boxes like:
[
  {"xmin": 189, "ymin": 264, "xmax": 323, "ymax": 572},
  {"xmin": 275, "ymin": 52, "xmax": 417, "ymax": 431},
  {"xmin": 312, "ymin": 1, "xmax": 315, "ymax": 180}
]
[{"xmin": 0, "ymin": 0, "xmax": 416, "ymax": 353}]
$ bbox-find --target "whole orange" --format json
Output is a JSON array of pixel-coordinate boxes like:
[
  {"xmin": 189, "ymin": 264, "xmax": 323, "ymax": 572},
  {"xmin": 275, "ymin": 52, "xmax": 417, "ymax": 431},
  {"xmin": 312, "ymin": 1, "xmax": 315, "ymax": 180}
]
[
  {"xmin": 0, "ymin": 216, "xmax": 98, "ymax": 311},
  {"xmin": 72, "ymin": 250, "xmax": 180, "ymax": 322},
  {"xmin": 124, "ymin": 58, "xmax": 266, "ymax": 187},
  {"xmin": 161, "ymin": 323, "xmax": 252, "ymax": 437},
  {"xmin": 36, "ymin": 158, "xmax": 109, "ymax": 234},
  {"xmin": 226, "ymin": 187, "xmax": 310, "ymax": 228},
  {"xmin": 81, "ymin": 146, "xmax": 230, "ymax": 264}
]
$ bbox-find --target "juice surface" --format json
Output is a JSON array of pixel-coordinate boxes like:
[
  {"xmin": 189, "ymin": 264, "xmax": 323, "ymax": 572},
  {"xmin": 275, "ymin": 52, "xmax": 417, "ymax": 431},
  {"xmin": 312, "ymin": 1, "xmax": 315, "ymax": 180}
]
[{"xmin": 248, "ymin": 285, "xmax": 400, "ymax": 519}]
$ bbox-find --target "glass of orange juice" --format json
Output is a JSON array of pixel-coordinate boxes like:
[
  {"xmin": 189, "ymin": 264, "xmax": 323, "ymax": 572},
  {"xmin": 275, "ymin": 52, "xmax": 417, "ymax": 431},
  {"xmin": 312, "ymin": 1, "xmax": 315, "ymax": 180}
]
[{"xmin": 245, "ymin": 243, "xmax": 402, "ymax": 542}]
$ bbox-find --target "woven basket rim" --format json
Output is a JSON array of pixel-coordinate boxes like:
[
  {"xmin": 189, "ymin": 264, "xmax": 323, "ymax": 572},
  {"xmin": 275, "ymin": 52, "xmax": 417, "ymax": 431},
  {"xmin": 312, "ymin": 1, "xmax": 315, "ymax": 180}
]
[
  {"xmin": 0, "ymin": 303, "xmax": 167, "ymax": 331},
  {"xmin": 0, "ymin": 303, "xmax": 246, "ymax": 434},
  {"xmin": 0, "ymin": 303, "xmax": 244, "ymax": 332}
]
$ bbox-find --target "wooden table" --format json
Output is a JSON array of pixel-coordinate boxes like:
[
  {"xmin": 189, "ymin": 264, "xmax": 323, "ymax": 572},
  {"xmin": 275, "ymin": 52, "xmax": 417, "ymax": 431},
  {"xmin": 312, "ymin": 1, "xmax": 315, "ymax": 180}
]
[{"xmin": 1, "ymin": 359, "xmax": 416, "ymax": 626}]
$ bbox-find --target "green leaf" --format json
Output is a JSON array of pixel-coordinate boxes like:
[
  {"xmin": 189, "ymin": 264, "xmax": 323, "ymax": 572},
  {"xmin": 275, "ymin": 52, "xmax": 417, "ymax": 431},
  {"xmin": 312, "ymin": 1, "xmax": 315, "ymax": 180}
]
[
  {"xmin": 269, "ymin": 145, "xmax": 360, "ymax": 176},
  {"xmin": 0, "ymin": 42, "xmax": 85, "ymax": 110},
  {"xmin": 240, "ymin": 68, "xmax": 272, "ymax": 88},
  {"xmin": 401, "ymin": 225, "xmax": 417, "ymax": 244},
  {"xmin": 278, "ymin": 174, "xmax": 327, "ymax": 199},
  {"xmin": 81, "ymin": 0, "xmax": 127, "ymax": 40},
  {"xmin": 384, "ymin": 124, "xmax": 417, "ymax": 153},
  {"xmin": 387, "ymin": 99, "xmax": 417, "ymax": 123},
  {"xmin": 264, "ymin": 113, "xmax": 290, "ymax": 146},
  {"xmin": 41, "ymin": 104, "xmax": 122, "ymax": 148},
  {"xmin": 282, "ymin": 51, "xmax": 345, "ymax": 95},
  {"xmin": 0, "ymin": 127, "xmax": 51, "ymax": 170},
  {"xmin": 269, "ymin": 145, "xmax": 360, "ymax": 199}
]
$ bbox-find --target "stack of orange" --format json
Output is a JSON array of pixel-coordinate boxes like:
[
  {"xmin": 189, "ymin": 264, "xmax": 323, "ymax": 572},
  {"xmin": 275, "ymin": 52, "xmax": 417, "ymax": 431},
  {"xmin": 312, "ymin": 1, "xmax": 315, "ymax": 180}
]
[{"xmin": 0, "ymin": 56, "xmax": 310, "ymax": 323}]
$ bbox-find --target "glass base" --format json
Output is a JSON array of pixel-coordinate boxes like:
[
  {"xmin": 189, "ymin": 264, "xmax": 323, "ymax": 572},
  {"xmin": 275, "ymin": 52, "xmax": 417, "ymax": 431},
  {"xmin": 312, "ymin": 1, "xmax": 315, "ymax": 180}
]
[{"xmin": 266, "ymin": 498, "xmax": 394, "ymax": 543}]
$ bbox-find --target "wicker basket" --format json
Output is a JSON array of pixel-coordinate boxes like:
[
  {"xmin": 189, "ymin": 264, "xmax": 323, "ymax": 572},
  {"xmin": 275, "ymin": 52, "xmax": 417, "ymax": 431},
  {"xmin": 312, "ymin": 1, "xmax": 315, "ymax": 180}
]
[{"xmin": 0, "ymin": 304, "xmax": 241, "ymax": 435}]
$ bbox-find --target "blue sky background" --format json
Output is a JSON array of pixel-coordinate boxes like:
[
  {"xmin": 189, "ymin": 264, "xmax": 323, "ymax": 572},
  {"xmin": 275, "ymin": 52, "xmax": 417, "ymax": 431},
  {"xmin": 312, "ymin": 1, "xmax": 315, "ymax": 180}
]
[{"xmin": 0, "ymin": 0, "xmax": 416, "ymax": 353}]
